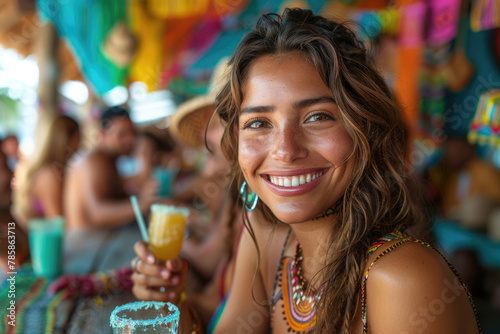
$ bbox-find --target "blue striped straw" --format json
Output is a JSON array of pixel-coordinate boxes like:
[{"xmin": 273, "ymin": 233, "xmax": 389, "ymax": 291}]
[{"xmin": 130, "ymin": 195, "xmax": 149, "ymax": 242}]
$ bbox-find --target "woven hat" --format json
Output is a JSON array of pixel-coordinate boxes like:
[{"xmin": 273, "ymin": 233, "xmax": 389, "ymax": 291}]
[{"xmin": 170, "ymin": 58, "xmax": 230, "ymax": 148}]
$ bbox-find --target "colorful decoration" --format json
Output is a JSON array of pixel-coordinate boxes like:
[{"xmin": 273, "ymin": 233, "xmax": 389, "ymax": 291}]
[
  {"xmin": 419, "ymin": 66, "xmax": 447, "ymax": 136},
  {"xmin": 354, "ymin": 7, "xmax": 399, "ymax": 40},
  {"xmin": 0, "ymin": 264, "xmax": 66, "ymax": 334},
  {"xmin": 128, "ymin": 0, "xmax": 166, "ymax": 91},
  {"xmin": 147, "ymin": 0, "xmax": 211, "ymax": 19},
  {"xmin": 471, "ymin": 0, "xmax": 500, "ymax": 32},
  {"xmin": 469, "ymin": 89, "xmax": 500, "ymax": 146},
  {"xmin": 102, "ymin": 21, "xmax": 138, "ymax": 69},
  {"xmin": 395, "ymin": 0, "xmax": 426, "ymax": 133},
  {"xmin": 48, "ymin": 266, "xmax": 133, "ymax": 298},
  {"xmin": 418, "ymin": 40, "xmax": 452, "ymax": 138},
  {"xmin": 37, "ymin": 0, "xmax": 129, "ymax": 95},
  {"xmin": 399, "ymin": 1, "xmax": 426, "ymax": 48},
  {"xmin": 427, "ymin": 0, "xmax": 461, "ymax": 46}
]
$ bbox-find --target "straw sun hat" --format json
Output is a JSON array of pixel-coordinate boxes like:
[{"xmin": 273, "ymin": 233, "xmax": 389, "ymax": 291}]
[{"xmin": 169, "ymin": 58, "xmax": 230, "ymax": 148}]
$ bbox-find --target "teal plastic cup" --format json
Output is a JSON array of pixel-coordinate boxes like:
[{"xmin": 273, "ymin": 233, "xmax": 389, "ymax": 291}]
[
  {"xmin": 28, "ymin": 216, "xmax": 64, "ymax": 278},
  {"xmin": 110, "ymin": 301, "xmax": 180, "ymax": 333},
  {"xmin": 153, "ymin": 167, "xmax": 177, "ymax": 198}
]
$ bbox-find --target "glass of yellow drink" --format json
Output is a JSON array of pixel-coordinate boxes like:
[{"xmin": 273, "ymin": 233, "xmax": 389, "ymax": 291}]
[{"xmin": 148, "ymin": 204, "xmax": 189, "ymax": 262}]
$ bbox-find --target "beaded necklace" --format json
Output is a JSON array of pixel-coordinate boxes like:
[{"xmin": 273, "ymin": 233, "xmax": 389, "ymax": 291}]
[
  {"xmin": 292, "ymin": 241, "xmax": 322, "ymax": 307},
  {"xmin": 277, "ymin": 241, "xmax": 323, "ymax": 333}
]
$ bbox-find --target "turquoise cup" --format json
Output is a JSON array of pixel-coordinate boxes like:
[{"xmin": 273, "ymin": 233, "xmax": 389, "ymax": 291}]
[
  {"xmin": 153, "ymin": 167, "xmax": 177, "ymax": 198},
  {"xmin": 28, "ymin": 217, "xmax": 64, "ymax": 278}
]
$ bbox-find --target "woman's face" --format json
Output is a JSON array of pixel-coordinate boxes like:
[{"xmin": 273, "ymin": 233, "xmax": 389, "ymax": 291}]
[{"xmin": 238, "ymin": 53, "xmax": 355, "ymax": 224}]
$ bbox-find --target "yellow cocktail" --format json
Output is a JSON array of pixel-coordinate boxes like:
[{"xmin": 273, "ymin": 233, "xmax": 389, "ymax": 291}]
[{"xmin": 148, "ymin": 205, "xmax": 189, "ymax": 262}]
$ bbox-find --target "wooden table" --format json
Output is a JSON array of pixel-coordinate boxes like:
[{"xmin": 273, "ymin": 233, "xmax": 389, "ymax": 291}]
[{"xmin": 1, "ymin": 223, "xmax": 141, "ymax": 334}]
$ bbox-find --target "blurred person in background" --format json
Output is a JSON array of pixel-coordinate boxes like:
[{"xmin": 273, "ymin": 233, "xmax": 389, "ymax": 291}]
[
  {"xmin": 125, "ymin": 130, "xmax": 178, "ymax": 196},
  {"xmin": 427, "ymin": 136, "xmax": 500, "ymax": 228},
  {"xmin": 0, "ymin": 134, "xmax": 20, "ymax": 170},
  {"xmin": 0, "ymin": 149, "xmax": 29, "ymax": 273},
  {"xmin": 12, "ymin": 116, "xmax": 80, "ymax": 227},
  {"xmin": 130, "ymin": 59, "xmax": 245, "ymax": 329},
  {"xmin": 64, "ymin": 106, "xmax": 157, "ymax": 230},
  {"xmin": 426, "ymin": 136, "xmax": 500, "ymax": 296},
  {"xmin": 0, "ymin": 143, "xmax": 12, "ymax": 210}
]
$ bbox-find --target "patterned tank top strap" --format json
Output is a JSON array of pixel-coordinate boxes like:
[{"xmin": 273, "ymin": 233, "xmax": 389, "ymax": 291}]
[
  {"xmin": 270, "ymin": 228, "xmax": 292, "ymax": 310},
  {"xmin": 366, "ymin": 231, "xmax": 405, "ymax": 258},
  {"xmin": 360, "ymin": 235, "xmax": 483, "ymax": 334}
]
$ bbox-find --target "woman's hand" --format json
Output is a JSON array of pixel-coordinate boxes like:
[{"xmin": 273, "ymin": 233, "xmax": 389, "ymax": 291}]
[{"xmin": 131, "ymin": 241, "xmax": 189, "ymax": 304}]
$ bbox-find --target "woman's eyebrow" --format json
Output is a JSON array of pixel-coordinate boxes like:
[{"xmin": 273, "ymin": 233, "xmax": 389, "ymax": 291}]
[
  {"xmin": 240, "ymin": 96, "xmax": 335, "ymax": 114},
  {"xmin": 293, "ymin": 96, "xmax": 336, "ymax": 109},
  {"xmin": 240, "ymin": 105, "xmax": 275, "ymax": 114}
]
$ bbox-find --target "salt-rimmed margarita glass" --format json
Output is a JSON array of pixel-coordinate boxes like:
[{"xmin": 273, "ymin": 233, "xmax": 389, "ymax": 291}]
[
  {"xmin": 148, "ymin": 205, "xmax": 189, "ymax": 262},
  {"xmin": 110, "ymin": 301, "xmax": 179, "ymax": 333}
]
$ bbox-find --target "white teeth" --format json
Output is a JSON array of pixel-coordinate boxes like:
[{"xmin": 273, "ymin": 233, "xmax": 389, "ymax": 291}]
[{"xmin": 268, "ymin": 171, "xmax": 324, "ymax": 187}]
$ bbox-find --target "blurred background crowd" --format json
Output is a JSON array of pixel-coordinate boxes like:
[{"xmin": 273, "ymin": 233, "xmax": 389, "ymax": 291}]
[{"xmin": 0, "ymin": 0, "xmax": 500, "ymax": 332}]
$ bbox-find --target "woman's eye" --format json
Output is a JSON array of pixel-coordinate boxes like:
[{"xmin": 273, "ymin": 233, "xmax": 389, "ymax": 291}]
[
  {"xmin": 306, "ymin": 113, "xmax": 332, "ymax": 122},
  {"xmin": 245, "ymin": 120, "xmax": 270, "ymax": 129}
]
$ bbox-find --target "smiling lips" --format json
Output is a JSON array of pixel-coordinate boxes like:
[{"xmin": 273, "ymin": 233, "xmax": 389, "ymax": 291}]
[
  {"xmin": 262, "ymin": 168, "xmax": 328, "ymax": 196},
  {"xmin": 268, "ymin": 171, "xmax": 324, "ymax": 187}
]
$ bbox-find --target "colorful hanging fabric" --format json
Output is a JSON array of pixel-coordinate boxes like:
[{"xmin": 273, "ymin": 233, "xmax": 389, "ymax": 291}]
[
  {"xmin": 469, "ymin": 89, "xmax": 500, "ymax": 146},
  {"xmin": 419, "ymin": 38, "xmax": 452, "ymax": 138},
  {"xmin": 161, "ymin": 0, "xmax": 250, "ymax": 84},
  {"xmin": 160, "ymin": 14, "xmax": 223, "ymax": 87},
  {"xmin": 419, "ymin": 65, "xmax": 447, "ymax": 136},
  {"xmin": 147, "ymin": 0, "xmax": 210, "ymax": 19},
  {"xmin": 379, "ymin": 7, "xmax": 399, "ymax": 35},
  {"xmin": 471, "ymin": 0, "xmax": 500, "ymax": 32},
  {"xmin": 354, "ymin": 7, "xmax": 399, "ymax": 40},
  {"xmin": 36, "ymin": 0, "xmax": 129, "ymax": 95},
  {"xmin": 128, "ymin": 0, "xmax": 165, "ymax": 91},
  {"xmin": 427, "ymin": 0, "xmax": 461, "ymax": 45},
  {"xmin": 395, "ymin": 0, "xmax": 426, "ymax": 135}
]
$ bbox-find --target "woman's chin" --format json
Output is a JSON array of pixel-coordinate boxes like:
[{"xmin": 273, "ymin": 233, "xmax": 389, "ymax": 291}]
[{"xmin": 272, "ymin": 212, "xmax": 316, "ymax": 225}]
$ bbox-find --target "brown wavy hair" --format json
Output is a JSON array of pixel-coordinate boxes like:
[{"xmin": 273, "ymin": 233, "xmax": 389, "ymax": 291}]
[{"xmin": 216, "ymin": 8, "xmax": 429, "ymax": 333}]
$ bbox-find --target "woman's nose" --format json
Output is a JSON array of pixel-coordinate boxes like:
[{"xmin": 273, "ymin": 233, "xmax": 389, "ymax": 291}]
[{"xmin": 270, "ymin": 125, "xmax": 308, "ymax": 164}]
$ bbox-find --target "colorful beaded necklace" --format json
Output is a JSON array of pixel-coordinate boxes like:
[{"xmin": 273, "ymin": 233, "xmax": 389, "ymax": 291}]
[
  {"xmin": 279, "ymin": 241, "xmax": 323, "ymax": 333},
  {"xmin": 292, "ymin": 242, "xmax": 322, "ymax": 306}
]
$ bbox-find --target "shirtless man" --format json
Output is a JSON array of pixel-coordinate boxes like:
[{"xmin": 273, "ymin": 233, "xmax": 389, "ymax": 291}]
[{"xmin": 64, "ymin": 107, "xmax": 157, "ymax": 230}]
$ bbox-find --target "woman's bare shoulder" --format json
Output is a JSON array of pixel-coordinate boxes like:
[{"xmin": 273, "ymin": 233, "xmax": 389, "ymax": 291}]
[
  {"xmin": 32, "ymin": 164, "xmax": 61, "ymax": 189},
  {"xmin": 364, "ymin": 241, "xmax": 479, "ymax": 333}
]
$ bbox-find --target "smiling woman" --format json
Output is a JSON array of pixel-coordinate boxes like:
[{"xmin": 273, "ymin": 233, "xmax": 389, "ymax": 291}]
[
  {"xmin": 211, "ymin": 7, "xmax": 482, "ymax": 334},
  {"xmin": 238, "ymin": 53, "xmax": 355, "ymax": 225}
]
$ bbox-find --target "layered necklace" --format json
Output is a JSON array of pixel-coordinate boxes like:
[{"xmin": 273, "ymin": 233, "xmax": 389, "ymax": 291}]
[
  {"xmin": 275, "ymin": 202, "xmax": 341, "ymax": 333},
  {"xmin": 279, "ymin": 241, "xmax": 324, "ymax": 333}
]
